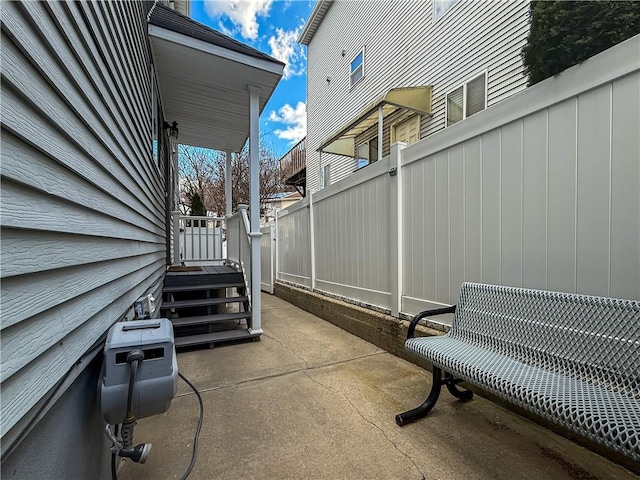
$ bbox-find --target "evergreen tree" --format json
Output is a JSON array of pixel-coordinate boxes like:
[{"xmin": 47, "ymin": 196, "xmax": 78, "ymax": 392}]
[
  {"xmin": 523, "ymin": 1, "xmax": 640, "ymax": 85},
  {"xmin": 189, "ymin": 192, "xmax": 206, "ymax": 216}
]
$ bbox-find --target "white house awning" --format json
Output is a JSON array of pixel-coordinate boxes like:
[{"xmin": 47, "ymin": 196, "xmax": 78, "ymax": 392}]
[
  {"xmin": 148, "ymin": 4, "xmax": 284, "ymax": 152},
  {"xmin": 318, "ymin": 86, "xmax": 433, "ymax": 156}
]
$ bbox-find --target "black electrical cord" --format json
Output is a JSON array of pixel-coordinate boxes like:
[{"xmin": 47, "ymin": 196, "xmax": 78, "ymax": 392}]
[
  {"xmin": 110, "ymin": 369, "xmax": 203, "ymax": 480},
  {"xmin": 178, "ymin": 371, "xmax": 204, "ymax": 480}
]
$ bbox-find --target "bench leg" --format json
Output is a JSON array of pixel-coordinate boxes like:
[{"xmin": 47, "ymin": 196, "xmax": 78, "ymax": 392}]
[
  {"xmin": 444, "ymin": 375, "xmax": 474, "ymax": 401},
  {"xmin": 395, "ymin": 367, "xmax": 443, "ymax": 426}
]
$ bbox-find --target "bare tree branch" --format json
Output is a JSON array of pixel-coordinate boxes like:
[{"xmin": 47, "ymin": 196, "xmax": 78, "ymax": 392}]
[{"xmin": 178, "ymin": 142, "xmax": 289, "ymax": 217}]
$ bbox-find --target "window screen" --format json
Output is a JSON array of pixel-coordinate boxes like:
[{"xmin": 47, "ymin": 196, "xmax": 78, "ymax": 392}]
[
  {"xmin": 466, "ymin": 74, "xmax": 486, "ymax": 117},
  {"xmin": 446, "ymin": 86, "xmax": 464, "ymax": 126}
]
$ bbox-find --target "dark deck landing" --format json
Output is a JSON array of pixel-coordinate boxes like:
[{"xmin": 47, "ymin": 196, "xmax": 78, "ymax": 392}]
[{"xmin": 165, "ymin": 265, "xmax": 244, "ymax": 287}]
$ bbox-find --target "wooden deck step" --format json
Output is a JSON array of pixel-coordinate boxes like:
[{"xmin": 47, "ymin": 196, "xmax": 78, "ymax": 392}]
[
  {"xmin": 170, "ymin": 312, "xmax": 250, "ymax": 327},
  {"xmin": 163, "ymin": 282, "xmax": 244, "ymax": 293},
  {"xmin": 174, "ymin": 329, "xmax": 260, "ymax": 347},
  {"xmin": 161, "ymin": 296, "xmax": 248, "ymax": 309}
]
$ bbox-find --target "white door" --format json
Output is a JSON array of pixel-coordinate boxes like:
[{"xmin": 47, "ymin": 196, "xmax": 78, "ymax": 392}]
[{"xmin": 393, "ymin": 115, "xmax": 420, "ymax": 145}]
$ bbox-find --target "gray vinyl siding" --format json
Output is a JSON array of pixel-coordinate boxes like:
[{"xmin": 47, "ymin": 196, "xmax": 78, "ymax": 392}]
[
  {"xmin": 306, "ymin": 0, "xmax": 530, "ymax": 191},
  {"xmin": 0, "ymin": 0, "xmax": 166, "ymax": 443}
]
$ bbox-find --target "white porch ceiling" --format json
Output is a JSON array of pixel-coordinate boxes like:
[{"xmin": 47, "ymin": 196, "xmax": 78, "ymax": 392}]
[{"xmin": 149, "ymin": 22, "xmax": 283, "ymax": 152}]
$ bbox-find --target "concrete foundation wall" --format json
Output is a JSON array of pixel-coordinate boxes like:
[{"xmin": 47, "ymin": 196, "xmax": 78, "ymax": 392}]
[
  {"xmin": 274, "ymin": 281, "xmax": 439, "ymax": 368},
  {"xmin": 1, "ymin": 355, "xmax": 111, "ymax": 480}
]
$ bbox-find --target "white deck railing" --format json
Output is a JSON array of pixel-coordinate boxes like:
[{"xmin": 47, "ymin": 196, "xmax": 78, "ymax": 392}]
[
  {"xmin": 226, "ymin": 205, "xmax": 252, "ymax": 302},
  {"xmin": 172, "ymin": 213, "xmax": 224, "ymax": 264}
]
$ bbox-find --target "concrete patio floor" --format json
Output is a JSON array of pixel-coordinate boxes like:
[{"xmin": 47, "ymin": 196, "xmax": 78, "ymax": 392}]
[{"xmin": 119, "ymin": 295, "xmax": 637, "ymax": 480}]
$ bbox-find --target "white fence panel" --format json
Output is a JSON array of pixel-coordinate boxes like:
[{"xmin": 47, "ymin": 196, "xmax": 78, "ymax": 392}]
[
  {"xmin": 313, "ymin": 157, "xmax": 393, "ymax": 309},
  {"xmin": 277, "ymin": 197, "xmax": 312, "ymax": 287},
  {"xmin": 172, "ymin": 214, "xmax": 224, "ymax": 264},
  {"xmin": 401, "ymin": 37, "xmax": 640, "ymax": 313},
  {"xmin": 274, "ymin": 37, "xmax": 640, "ymax": 320},
  {"xmin": 260, "ymin": 224, "xmax": 275, "ymax": 293},
  {"xmin": 182, "ymin": 219, "xmax": 223, "ymax": 263}
]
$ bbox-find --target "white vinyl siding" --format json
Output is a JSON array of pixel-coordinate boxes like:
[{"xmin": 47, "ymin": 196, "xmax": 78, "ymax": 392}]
[
  {"xmin": 0, "ymin": 0, "xmax": 165, "ymax": 442},
  {"xmin": 305, "ymin": 0, "xmax": 530, "ymax": 191}
]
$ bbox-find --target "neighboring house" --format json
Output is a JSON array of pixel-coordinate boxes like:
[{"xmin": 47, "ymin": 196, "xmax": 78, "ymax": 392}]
[
  {"xmin": 262, "ymin": 191, "xmax": 303, "ymax": 222},
  {"xmin": 279, "ymin": 136, "xmax": 307, "ymax": 196},
  {"xmin": 0, "ymin": 1, "xmax": 282, "ymax": 478},
  {"xmin": 299, "ymin": 0, "xmax": 531, "ymax": 191}
]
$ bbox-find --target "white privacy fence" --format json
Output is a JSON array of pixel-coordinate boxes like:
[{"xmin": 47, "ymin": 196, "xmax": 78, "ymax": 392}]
[
  {"xmin": 276, "ymin": 198, "xmax": 312, "ymax": 287},
  {"xmin": 172, "ymin": 213, "xmax": 223, "ymax": 264},
  {"xmin": 260, "ymin": 224, "xmax": 275, "ymax": 294},
  {"xmin": 276, "ymin": 37, "xmax": 640, "ymax": 317}
]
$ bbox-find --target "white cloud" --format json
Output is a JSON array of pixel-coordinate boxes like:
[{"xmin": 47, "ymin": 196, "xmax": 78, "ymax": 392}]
[
  {"xmin": 268, "ymin": 26, "xmax": 306, "ymax": 79},
  {"xmin": 203, "ymin": 0, "xmax": 273, "ymax": 40},
  {"xmin": 269, "ymin": 102, "xmax": 306, "ymax": 144}
]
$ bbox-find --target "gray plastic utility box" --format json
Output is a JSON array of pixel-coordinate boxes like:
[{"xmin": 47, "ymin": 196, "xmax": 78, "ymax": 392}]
[{"xmin": 99, "ymin": 318, "xmax": 178, "ymax": 424}]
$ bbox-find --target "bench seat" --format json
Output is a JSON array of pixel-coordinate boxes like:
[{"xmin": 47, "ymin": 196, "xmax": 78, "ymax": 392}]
[{"xmin": 406, "ymin": 335, "xmax": 640, "ymax": 459}]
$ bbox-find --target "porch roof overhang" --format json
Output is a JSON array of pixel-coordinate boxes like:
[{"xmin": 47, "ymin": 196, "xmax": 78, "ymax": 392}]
[
  {"xmin": 148, "ymin": 4, "xmax": 284, "ymax": 152},
  {"xmin": 317, "ymin": 86, "xmax": 433, "ymax": 156}
]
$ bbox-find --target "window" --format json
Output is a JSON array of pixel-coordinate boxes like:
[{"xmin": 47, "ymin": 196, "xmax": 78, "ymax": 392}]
[
  {"xmin": 434, "ymin": 0, "xmax": 459, "ymax": 22},
  {"xmin": 320, "ymin": 164, "xmax": 331, "ymax": 189},
  {"xmin": 446, "ymin": 72, "xmax": 487, "ymax": 127},
  {"xmin": 356, "ymin": 138, "xmax": 378, "ymax": 169},
  {"xmin": 350, "ymin": 49, "xmax": 364, "ymax": 87}
]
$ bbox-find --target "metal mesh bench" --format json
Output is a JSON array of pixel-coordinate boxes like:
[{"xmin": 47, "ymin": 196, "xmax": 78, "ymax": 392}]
[{"xmin": 396, "ymin": 282, "xmax": 640, "ymax": 463}]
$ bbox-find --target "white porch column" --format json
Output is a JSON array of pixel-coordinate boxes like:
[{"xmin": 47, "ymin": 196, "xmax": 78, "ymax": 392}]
[
  {"xmin": 318, "ymin": 150, "xmax": 323, "ymax": 189},
  {"xmin": 377, "ymin": 106, "xmax": 383, "ymax": 161},
  {"xmin": 247, "ymin": 86, "xmax": 262, "ymax": 334},
  {"xmin": 389, "ymin": 142, "xmax": 406, "ymax": 317},
  {"xmin": 225, "ymin": 150, "xmax": 233, "ymax": 217},
  {"xmin": 172, "ymin": 211, "xmax": 181, "ymax": 266}
]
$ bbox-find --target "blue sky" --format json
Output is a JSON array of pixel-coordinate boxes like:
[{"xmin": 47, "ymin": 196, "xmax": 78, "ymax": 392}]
[{"xmin": 190, "ymin": 0, "xmax": 314, "ymax": 158}]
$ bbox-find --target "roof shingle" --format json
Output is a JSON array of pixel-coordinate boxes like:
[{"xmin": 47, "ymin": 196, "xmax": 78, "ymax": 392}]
[{"xmin": 148, "ymin": 3, "xmax": 284, "ymax": 66}]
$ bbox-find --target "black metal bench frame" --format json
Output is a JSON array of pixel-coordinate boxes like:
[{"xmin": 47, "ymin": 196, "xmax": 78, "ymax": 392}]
[{"xmin": 395, "ymin": 283, "xmax": 640, "ymax": 465}]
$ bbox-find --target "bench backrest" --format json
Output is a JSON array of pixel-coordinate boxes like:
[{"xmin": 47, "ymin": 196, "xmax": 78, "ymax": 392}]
[{"xmin": 451, "ymin": 283, "xmax": 640, "ymax": 397}]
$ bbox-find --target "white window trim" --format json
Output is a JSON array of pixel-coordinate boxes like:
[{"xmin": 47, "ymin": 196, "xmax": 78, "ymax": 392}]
[
  {"xmin": 321, "ymin": 164, "xmax": 331, "ymax": 188},
  {"xmin": 350, "ymin": 47, "xmax": 365, "ymax": 88},
  {"xmin": 445, "ymin": 70, "xmax": 488, "ymax": 127}
]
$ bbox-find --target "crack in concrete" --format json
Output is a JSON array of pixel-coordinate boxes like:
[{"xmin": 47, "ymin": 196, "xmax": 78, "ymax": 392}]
[
  {"xmin": 174, "ymin": 351, "xmax": 386, "ymax": 398},
  {"xmin": 262, "ymin": 332, "xmax": 309, "ymax": 367},
  {"xmin": 303, "ymin": 371, "xmax": 426, "ymax": 480}
]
